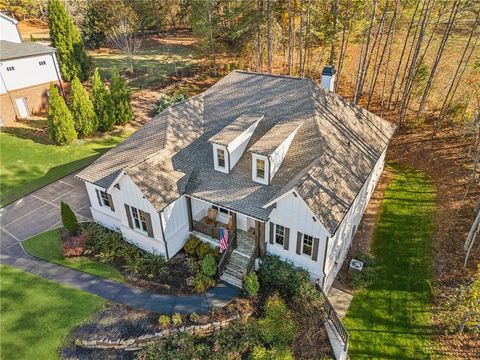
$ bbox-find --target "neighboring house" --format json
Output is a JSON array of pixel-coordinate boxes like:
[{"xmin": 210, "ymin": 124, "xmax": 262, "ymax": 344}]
[
  {"xmin": 0, "ymin": 13, "xmax": 63, "ymax": 126},
  {"xmin": 76, "ymin": 70, "xmax": 396, "ymax": 291},
  {"xmin": 0, "ymin": 13, "xmax": 22, "ymax": 43}
]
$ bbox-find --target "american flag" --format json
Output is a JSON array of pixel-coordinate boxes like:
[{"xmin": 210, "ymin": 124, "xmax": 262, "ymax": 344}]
[{"xmin": 219, "ymin": 228, "xmax": 229, "ymax": 252}]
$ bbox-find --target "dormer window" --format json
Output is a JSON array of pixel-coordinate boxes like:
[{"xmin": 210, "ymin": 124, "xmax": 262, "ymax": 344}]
[
  {"xmin": 256, "ymin": 159, "xmax": 265, "ymax": 179},
  {"xmin": 217, "ymin": 148, "xmax": 225, "ymax": 168}
]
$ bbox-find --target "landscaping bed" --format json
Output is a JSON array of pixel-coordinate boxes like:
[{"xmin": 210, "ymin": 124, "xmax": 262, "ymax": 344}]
[{"xmin": 62, "ymin": 255, "xmax": 334, "ymax": 360}]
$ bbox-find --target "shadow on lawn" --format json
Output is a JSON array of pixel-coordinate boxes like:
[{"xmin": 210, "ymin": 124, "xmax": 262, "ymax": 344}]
[{"xmin": 2, "ymin": 120, "xmax": 52, "ymax": 145}]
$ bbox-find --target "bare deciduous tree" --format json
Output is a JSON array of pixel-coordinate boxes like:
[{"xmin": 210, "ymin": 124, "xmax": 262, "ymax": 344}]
[{"xmin": 106, "ymin": 19, "xmax": 142, "ymax": 73}]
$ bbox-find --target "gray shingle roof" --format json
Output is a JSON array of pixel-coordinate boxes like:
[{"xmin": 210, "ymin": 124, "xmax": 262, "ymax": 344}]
[
  {"xmin": 209, "ymin": 112, "xmax": 263, "ymax": 145},
  {"xmin": 76, "ymin": 71, "xmax": 396, "ymax": 235},
  {"xmin": 0, "ymin": 40, "xmax": 55, "ymax": 60},
  {"xmin": 249, "ymin": 120, "xmax": 304, "ymax": 156}
]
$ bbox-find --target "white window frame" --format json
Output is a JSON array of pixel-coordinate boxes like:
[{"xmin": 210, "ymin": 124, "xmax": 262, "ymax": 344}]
[
  {"xmin": 275, "ymin": 224, "xmax": 285, "ymax": 245},
  {"xmin": 99, "ymin": 190, "xmax": 110, "ymax": 208},
  {"xmin": 131, "ymin": 206, "xmax": 148, "ymax": 233},
  {"xmin": 302, "ymin": 233, "xmax": 314, "ymax": 256},
  {"xmin": 256, "ymin": 158, "xmax": 266, "ymax": 180},
  {"xmin": 217, "ymin": 148, "xmax": 226, "ymax": 168}
]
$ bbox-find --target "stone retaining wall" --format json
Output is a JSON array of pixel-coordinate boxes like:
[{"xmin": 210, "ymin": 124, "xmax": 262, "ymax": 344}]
[{"xmin": 75, "ymin": 314, "xmax": 243, "ymax": 351}]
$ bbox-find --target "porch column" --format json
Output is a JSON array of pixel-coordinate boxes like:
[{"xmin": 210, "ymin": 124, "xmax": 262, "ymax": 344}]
[
  {"xmin": 255, "ymin": 220, "xmax": 265, "ymax": 257},
  {"xmin": 186, "ymin": 196, "xmax": 193, "ymax": 231},
  {"xmin": 232, "ymin": 212, "xmax": 237, "ymax": 248}
]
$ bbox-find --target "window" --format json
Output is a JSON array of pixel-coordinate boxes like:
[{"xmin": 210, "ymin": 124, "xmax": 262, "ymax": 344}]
[
  {"xmin": 6, "ymin": 66, "xmax": 14, "ymax": 71},
  {"xmin": 302, "ymin": 234, "xmax": 314, "ymax": 256},
  {"xmin": 256, "ymin": 159, "xmax": 265, "ymax": 179},
  {"xmin": 275, "ymin": 224, "xmax": 285, "ymax": 245},
  {"xmin": 38, "ymin": 61, "xmax": 46, "ymax": 66},
  {"xmin": 131, "ymin": 206, "xmax": 148, "ymax": 232},
  {"xmin": 212, "ymin": 205, "xmax": 230, "ymax": 215},
  {"xmin": 99, "ymin": 191, "xmax": 110, "ymax": 207},
  {"xmin": 217, "ymin": 148, "xmax": 225, "ymax": 168}
]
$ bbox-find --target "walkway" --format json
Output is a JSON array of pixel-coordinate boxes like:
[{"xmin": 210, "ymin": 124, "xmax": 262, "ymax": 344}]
[{"xmin": 0, "ymin": 173, "xmax": 239, "ymax": 314}]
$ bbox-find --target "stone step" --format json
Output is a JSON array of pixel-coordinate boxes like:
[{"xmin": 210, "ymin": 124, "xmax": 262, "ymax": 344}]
[
  {"xmin": 220, "ymin": 273, "xmax": 242, "ymax": 289},
  {"xmin": 229, "ymin": 253, "xmax": 250, "ymax": 267},
  {"xmin": 225, "ymin": 261, "xmax": 247, "ymax": 275},
  {"xmin": 224, "ymin": 266, "xmax": 245, "ymax": 280}
]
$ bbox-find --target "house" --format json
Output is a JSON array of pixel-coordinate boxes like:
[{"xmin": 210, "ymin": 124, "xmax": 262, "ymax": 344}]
[
  {"xmin": 0, "ymin": 13, "xmax": 63, "ymax": 126},
  {"xmin": 76, "ymin": 70, "xmax": 396, "ymax": 291}
]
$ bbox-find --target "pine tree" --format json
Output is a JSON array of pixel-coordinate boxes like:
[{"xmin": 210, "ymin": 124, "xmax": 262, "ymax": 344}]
[
  {"xmin": 47, "ymin": 84, "xmax": 77, "ymax": 145},
  {"xmin": 110, "ymin": 67, "xmax": 133, "ymax": 125},
  {"xmin": 92, "ymin": 68, "xmax": 115, "ymax": 132},
  {"xmin": 61, "ymin": 201, "xmax": 79, "ymax": 235},
  {"xmin": 69, "ymin": 77, "xmax": 97, "ymax": 137},
  {"xmin": 48, "ymin": 0, "xmax": 90, "ymax": 81}
]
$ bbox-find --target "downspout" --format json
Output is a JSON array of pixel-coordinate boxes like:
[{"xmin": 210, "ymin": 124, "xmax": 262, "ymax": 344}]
[
  {"xmin": 51, "ymin": 52, "xmax": 66, "ymax": 98},
  {"xmin": 321, "ymin": 236, "xmax": 330, "ymax": 290},
  {"xmin": 158, "ymin": 212, "xmax": 170, "ymax": 260}
]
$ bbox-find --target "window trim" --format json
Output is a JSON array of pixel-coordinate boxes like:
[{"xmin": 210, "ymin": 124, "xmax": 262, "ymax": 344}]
[
  {"xmin": 302, "ymin": 233, "xmax": 314, "ymax": 256},
  {"xmin": 131, "ymin": 206, "xmax": 148, "ymax": 233},
  {"xmin": 256, "ymin": 158, "xmax": 266, "ymax": 179},
  {"xmin": 99, "ymin": 190, "xmax": 110, "ymax": 208},
  {"xmin": 217, "ymin": 148, "xmax": 226, "ymax": 168},
  {"xmin": 275, "ymin": 224, "xmax": 285, "ymax": 246}
]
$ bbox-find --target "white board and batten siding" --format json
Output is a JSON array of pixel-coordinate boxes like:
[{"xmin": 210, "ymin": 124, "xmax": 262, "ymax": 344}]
[
  {"xmin": 322, "ymin": 148, "xmax": 387, "ymax": 291},
  {"xmin": 161, "ymin": 195, "xmax": 190, "ymax": 257},
  {"xmin": 228, "ymin": 120, "xmax": 260, "ymax": 169},
  {"xmin": 266, "ymin": 191, "xmax": 329, "ymax": 281},
  {"xmin": 85, "ymin": 174, "xmax": 167, "ymax": 256}
]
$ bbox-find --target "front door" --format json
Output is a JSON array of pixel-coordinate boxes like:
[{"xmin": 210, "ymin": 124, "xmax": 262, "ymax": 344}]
[{"xmin": 15, "ymin": 97, "xmax": 29, "ymax": 118}]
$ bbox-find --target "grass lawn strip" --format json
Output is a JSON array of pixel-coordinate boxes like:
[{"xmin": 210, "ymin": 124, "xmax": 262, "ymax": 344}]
[
  {"xmin": 23, "ymin": 228, "xmax": 125, "ymax": 283},
  {"xmin": 0, "ymin": 130, "xmax": 131, "ymax": 207},
  {"xmin": 0, "ymin": 265, "xmax": 105, "ymax": 360},
  {"xmin": 343, "ymin": 164, "xmax": 436, "ymax": 359}
]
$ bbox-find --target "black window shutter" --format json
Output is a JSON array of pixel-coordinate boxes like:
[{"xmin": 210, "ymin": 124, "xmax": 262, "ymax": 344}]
[
  {"xmin": 284, "ymin": 227, "xmax": 290, "ymax": 250},
  {"xmin": 312, "ymin": 238, "xmax": 320, "ymax": 261},
  {"xmin": 95, "ymin": 189, "xmax": 102, "ymax": 206},
  {"xmin": 144, "ymin": 212, "xmax": 154, "ymax": 237},
  {"xmin": 296, "ymin": 232, "xmax": 302, "ymax": 255},
  {"xmin": 269, "ymin": 222, "xmax": 274, "ymax": 244},
  {"xmin": 108, "ymin": 194, "xmax": 115, "ymax": 211},
  {"xmin": 124, "ymin": 204, "xmax": 133, "ymax": 228}
]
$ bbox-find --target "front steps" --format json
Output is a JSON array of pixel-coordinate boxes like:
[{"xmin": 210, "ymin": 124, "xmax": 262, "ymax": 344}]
[{"xmin": 220, "ymin": 229, "xmax": 256, "ymax": 289}]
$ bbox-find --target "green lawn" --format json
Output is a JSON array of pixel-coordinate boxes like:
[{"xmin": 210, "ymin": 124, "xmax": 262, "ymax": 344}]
[
  {"xmin": 0, "ymin": 127, "xmax": 131, "ymax": 207},
  {"xmin": 0, "ymin": 265, "xmax": 105, "ymax": 359},
  {"xmin": 343, "ymin": 164, "xmax": 436, "ymax": 359},
  {"xmin": 23, "ymin": 228, "xmax": 124, "ymax": 283},
  {"xmin": 90, "ymin": 40, "xmax": 196, "ymax": 90}
]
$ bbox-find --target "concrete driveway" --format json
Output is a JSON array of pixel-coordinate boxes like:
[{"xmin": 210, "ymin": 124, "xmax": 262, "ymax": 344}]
[{"xmin": 0, "ymin": 173, "xmax": 91, "ymax": 251}]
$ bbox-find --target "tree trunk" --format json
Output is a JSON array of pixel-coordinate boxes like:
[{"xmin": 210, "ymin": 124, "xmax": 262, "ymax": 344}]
[
  {"xmin": 267, "ymin": 0, "xmax": 273, "ymax": 73},
  {"xmin": 335, "ymin": 2, "xmax": 351, "ymax": 93},
  {"xmin": 257, "ymin": 0, "xmax": 264, "ymax": 71},
  {"xmin": 434, "ymin": 12, "xmax": 480, "ymax": 134},
  {"xmin": 302, "ymin": 0, "xmax": 311, "ymax": 76},
  {"xmin": 330, "ymin": 0, "xmax": 339, "ymax": 65},
  {"xmin": 367, "ymin": 0, "xmax": 398, "ymax": 109},
  {"xmin": 416, "ymin": 0, "xmax": 461, "ymax": 117},
  {"xmin": 387, "ymin": 0, "xmax": 420, "ymax": 110},
  {"xmin": 354, "ymin": 0, "xmax": 378, "ymax": 104},
  {"xmin": 299, "ymin": 0, "xmax": 304, "ymax": 77},
  {"xmin": 288, "ymin": 0, "xmax": 293, "ymax": 75}
]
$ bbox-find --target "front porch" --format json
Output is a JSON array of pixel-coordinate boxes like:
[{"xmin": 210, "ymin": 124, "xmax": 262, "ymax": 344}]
[{"xmin": 186, "ymin": 196, "xmax": 265, "ymax": 288}]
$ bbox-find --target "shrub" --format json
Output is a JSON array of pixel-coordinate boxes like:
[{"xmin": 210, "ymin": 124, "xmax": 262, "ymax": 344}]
[
  {"xmin": 197, "ymin": 242, "xmax": 214, "ymax": 259},
  {"xmin": 136, "ymin": 252, "xmax": 168, "ymax": 279},
  {"xmin": 258, "ymin": 255, "xmax": 310, "ymax": 299},
  {"xmin": 257, "ymin": 293, "xmax": 298, "ymax": 348},
  {"xmin": 92, "ymin": 68, "xmax": 115, "ymax": 132},
  {"xmin": 61, "ymin": 201, "xmax": 79, "ymax": 235},
  {"xmin": 69, "ymin": 76, "xmax": 97, "ymax": 137},
  {"xmin": 83, "ymin": 223, "xmax": 125, "ymax": 263},
  {"xmin": 47, "ymin": 84, "xmax": 77, "ymax": 145},
  {"xmin": 214, "ymin": 320, "xmax": 260, "ymax": 356},
  {"xmin": 110, "ymin": 67, "xmax": 133, "ymax": 125},
  {"xmin": 250, "ymin": 346, "xmax": 294, "ymax": 360},
  {"xmin": 159, "ymin": 314, "xmax": 170, "ymax": 327},
  {"xmin": 137, "ymin": 333, "xmax": 211, "ymax": 360},
  {"xmin": 244, "ymin": 272, "xmax": 260, "ymax": 297},
  {"xmin": 185, "ymin": 256, "xmax": 201, "ymax": 274},
  {"xmin": 62, "ymin": 233, "xmax": 87, "ymax": 257},
  {"xmin": 153, "ymin": 93, "xmax": 187, "ymax": 115},
  {"xmin": 202, "ymin": 254, "xmax": 217, "ymax": 277},
  {"xmin": 171, "ymin": 313, "xmax": 182, "ymax": 326},
  {"xmin": 184, "ymin": 235, "xmax": 201, "ymax": 257},
  {"xmin": 189, "ymin": 273, "xmax": 216, "ymax": 293},
  {"xmin": 189, "ymin": 312, "xmax": 200, "ymax": 323}
]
